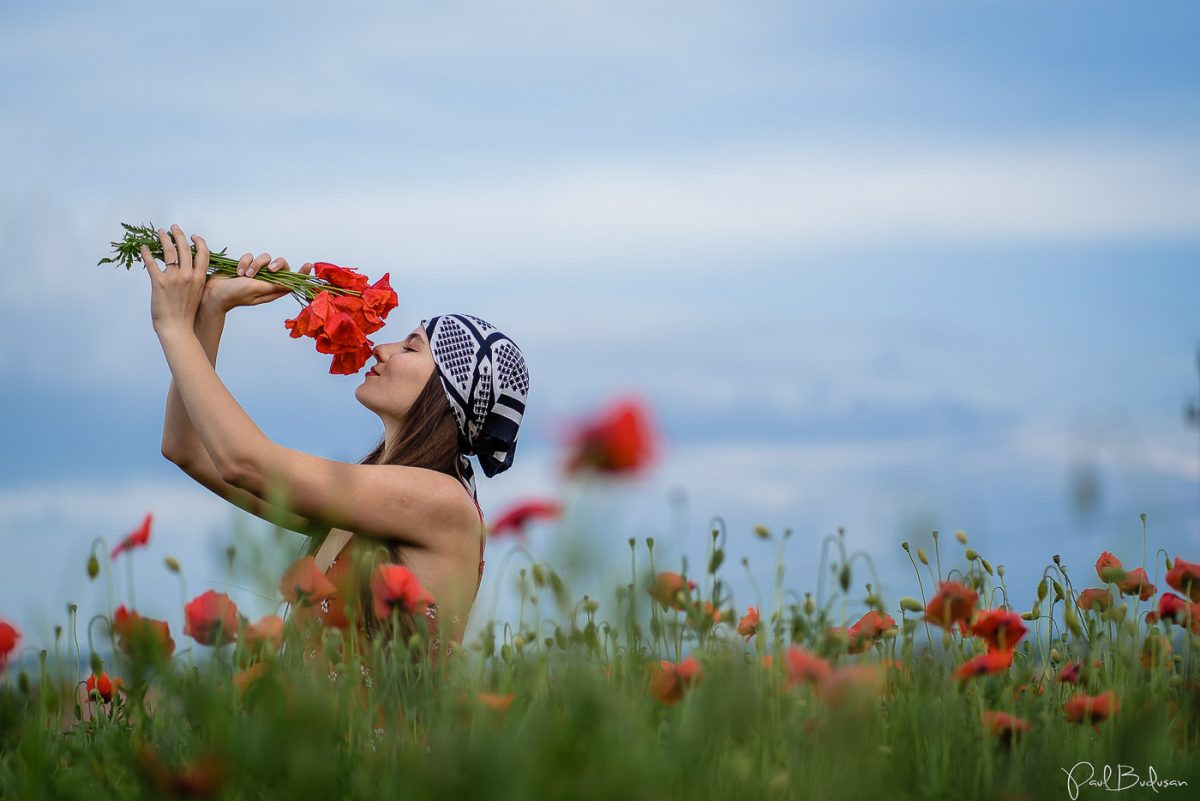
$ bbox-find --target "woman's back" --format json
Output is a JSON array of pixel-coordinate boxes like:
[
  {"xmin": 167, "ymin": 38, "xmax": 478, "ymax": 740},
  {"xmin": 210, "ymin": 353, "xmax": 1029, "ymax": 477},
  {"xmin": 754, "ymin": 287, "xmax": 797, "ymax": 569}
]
[{"xmin": 297, "ymin": 478, "xmax": 486, "ymax": 663}]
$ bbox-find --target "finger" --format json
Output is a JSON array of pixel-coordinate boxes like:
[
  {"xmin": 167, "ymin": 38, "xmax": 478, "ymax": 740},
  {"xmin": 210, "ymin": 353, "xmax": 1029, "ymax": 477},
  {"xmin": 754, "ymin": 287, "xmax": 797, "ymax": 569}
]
[
  {"xmin": 191, "ymin": 234, "xmax": 210, "ymax": 275},
  {"xmin": 300, "ymin": 262, "xmax": 313, "ymax": 275},
  {"xmin": 169, "ymin": 224, "xmax": 192, "ymax": 272},
  {"xmin": 237, "ymin": 252, "xmax": 254, "ymax": 276},
  {"xmin": 267, "ymin": 257, "xmax": 290, "ymax": 272},
  {"xmin": 156, "ymin": 228, "xmax": 178, "ymax": 269},
  {"xmin": 139, "ymin": 245, "xmax": 162, "ymax": 285},
  {"xmin": 246, "ymin": 252, "xmax": 272, "ymax": 278}
]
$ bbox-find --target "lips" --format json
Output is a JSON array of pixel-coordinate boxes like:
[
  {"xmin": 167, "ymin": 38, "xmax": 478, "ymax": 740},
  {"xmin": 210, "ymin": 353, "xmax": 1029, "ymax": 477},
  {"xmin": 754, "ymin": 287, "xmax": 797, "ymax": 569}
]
[{"xmin": 366, "ymin": 367, "xmax": 379, "ymax": 377}]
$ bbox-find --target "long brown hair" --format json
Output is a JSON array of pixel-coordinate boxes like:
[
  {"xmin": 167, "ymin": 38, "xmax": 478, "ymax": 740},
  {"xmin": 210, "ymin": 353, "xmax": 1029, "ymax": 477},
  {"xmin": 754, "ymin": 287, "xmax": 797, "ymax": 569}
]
[{"xmin": 301, "ymin": 368, "xmax": 464, "ymax": 640}]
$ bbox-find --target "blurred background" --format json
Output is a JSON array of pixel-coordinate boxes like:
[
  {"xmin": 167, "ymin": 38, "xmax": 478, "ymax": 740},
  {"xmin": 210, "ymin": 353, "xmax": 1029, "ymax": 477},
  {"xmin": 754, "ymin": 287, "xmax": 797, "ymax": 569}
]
[{"xmin": 2, "ymin": 1, "xmax": 1198, "ymax": 656}]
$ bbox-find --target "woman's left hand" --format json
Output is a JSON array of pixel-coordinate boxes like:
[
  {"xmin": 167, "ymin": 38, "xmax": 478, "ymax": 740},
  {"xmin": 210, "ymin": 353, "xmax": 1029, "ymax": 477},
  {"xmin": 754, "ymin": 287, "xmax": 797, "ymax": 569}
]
[{"xmin": 140, "ymin": 224, "xmax": 209, "ymax": 336}]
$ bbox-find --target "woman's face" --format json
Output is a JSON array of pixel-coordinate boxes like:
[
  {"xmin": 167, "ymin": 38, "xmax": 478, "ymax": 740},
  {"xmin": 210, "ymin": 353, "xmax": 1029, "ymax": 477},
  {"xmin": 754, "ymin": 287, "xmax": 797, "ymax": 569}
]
[{"xmin": 354, "ymin": 324, "xmax": 437, "ymax": 422}]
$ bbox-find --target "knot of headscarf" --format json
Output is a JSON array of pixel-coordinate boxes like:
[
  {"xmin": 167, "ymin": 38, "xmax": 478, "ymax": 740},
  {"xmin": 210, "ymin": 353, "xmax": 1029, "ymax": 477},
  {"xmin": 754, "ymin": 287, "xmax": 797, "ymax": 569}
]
[{"xmin": 421, "ymin": 314, "xmax": 529, "ymax": 502}]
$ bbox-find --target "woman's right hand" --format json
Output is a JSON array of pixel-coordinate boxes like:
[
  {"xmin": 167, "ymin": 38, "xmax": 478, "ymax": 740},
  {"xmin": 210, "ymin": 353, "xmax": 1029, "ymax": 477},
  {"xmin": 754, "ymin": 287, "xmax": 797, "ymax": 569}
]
[{"xmin": 201, "ymin": 253, "xmax": 314, "ymax": 313}]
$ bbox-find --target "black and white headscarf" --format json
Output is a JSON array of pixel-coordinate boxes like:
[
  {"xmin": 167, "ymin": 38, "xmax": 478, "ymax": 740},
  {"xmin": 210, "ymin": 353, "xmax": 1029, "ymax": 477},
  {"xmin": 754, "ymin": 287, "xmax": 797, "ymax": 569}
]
[{"xmin": 420, "ymin": 314, "xmax": 529, "ymax": 502}]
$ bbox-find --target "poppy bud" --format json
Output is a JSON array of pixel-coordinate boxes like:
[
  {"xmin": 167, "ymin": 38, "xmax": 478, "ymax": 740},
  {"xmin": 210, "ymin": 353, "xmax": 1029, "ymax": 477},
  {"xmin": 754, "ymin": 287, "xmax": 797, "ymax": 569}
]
[
  {"xmin": 1064, "ymin": 608, "xmax": 1082, "ymax": 637},
  {"xmin": 708, "ymin": 549, "xmax": 724, "ymax": 574},
  {"xmin": 1053, "ymin": 554, "xmax": 1061, "ymax": 566},
  {"xmin": 646, "ymin": 537, "xmax": 655, "ymax": 549},
  {"xmin": 1020, "ymin": 611, "xmax": 1037, "ymax": 621},
  {"xmin": 901, "ymin": 541, "xmax": 911, "ymax": 552},
  {"xmin": 1165, "ymin": 555, "xmax": 1174, "ymax": 570},
  {"xmin": 1037, "ymin": 580, "xmax": 1048, "ymax": 601},
  {"xmin": 753, "ymin": 525, "xmax": 771, "ymax": 540},
  {"xmin": 955, "ymin": 530, "xmax": 968, "ymax": 545},
  {"xmin": 500, "ymin": 644, "xmax": 513, "ymax": 661},
  {"xmin": 838, "ymin": 565, "xmax": 851, "ymax": 592},
  {"xmin": 804, "ymin": 594, "xmax": 815, "ymax": 615},
  {"xmin": 965, "ymin": 548, "xmax": 978, "ymax": 562},
  {"xmin": 531, "ymin": 564, "xmax": 546, "ymax": 587},
  {"xmin": 90, "ymin": 652, "xmax": 102, "ymax": 676},
  {"xmin": 86, "ymin": 554, "xmax": 100, "ymax": 580},
  {"xmin": 17, "ymin": 671, "xmax": 29, "ymax": 696},
  {"xmin": 1050, "ymin": 648, "xmax": 1062, "ymax": 663},
  {"xmin": 1169, "ymin": 674, "xmax": 1184, "ymax": 688},
  {"xmin": 513, "ymin": 634, "xmax": 525, "ymax": 651},
  {"xmin": 164, "ymin": 556, "xmax": 180, "ymax": 573},
  {"xmin": 997, "ymin": 565, "xmax": 1006, "ymax": 577},
  {"xmin": 917, "ymin": 548, "xmax": 930, "ymax": 566},
  {"xmin": 582, "ymin": 598, "xmax": 599, "ymax": 614},
  {"xmin": 899, "ymin": 597, "xmax": 924, "ymax": 613},
  {"xmin": 981, "ymin": 559, "xmax": 994, "ymax": 576}
]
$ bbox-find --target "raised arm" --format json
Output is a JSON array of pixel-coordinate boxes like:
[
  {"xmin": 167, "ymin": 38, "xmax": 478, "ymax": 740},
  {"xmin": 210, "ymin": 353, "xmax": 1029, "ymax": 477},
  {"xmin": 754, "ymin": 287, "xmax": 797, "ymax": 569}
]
[{"xmin": 160, "ymin": 253, "xmax": 329, "ymax": 538}]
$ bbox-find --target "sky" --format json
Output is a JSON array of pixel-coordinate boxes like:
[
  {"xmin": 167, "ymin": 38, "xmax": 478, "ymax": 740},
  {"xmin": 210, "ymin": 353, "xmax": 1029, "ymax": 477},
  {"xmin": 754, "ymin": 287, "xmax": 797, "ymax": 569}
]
[{"xmin": 1, "ymin": 0, "xmax": 1199, "ymax": 667}]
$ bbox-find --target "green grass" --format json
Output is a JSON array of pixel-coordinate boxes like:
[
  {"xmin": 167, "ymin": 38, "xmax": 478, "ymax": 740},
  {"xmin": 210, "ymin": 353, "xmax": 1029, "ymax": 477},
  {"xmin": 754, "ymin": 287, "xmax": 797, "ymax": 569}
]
[{"xmin": 1, "ymin": 521, "xmax": 1197, "ymax": 801}]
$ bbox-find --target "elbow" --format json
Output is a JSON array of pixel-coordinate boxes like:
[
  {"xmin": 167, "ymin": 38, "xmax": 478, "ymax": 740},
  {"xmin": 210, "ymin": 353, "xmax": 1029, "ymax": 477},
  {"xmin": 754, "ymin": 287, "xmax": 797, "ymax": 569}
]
[
  {"xmin": 217, "ymin": 453, "xmax": 259, "ymax": 492},
  {"xmin": 161, "ymin": 443, "xmax": 187, "ymax": 467}
]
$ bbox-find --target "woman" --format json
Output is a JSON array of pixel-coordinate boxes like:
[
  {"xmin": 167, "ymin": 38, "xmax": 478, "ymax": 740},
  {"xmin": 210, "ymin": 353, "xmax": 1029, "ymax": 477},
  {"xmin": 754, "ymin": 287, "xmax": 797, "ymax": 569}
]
[{"xmin": 147, "ymin": 224, "xmax": 530, "ymax": 661}]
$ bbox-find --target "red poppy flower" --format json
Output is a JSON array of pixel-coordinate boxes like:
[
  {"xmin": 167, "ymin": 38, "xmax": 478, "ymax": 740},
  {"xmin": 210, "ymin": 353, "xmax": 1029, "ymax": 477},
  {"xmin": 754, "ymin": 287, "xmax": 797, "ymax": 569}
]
[
  {"xmin": 362, "ymin": 273, "xmax": 398, "ymax": 319},
  {"xmin": 562, "ymin": 398, "xmax": 657, "ymax": 475},
  {"xmin": 1165, "ymin": 555, "xmax": 1200, "ymax": 602},
  {"xmin": 244, "ymin": 615, "xmax": 284, "ymax": 651},
  {"xmin": 648, "ymin": 571, "xmax": 696, "ymax": 611},
  {"xmin": 314, "ymin": 261, "xmax": 370, "ymax": 291},
  {"xmin": 1076, "ymin": 588, "xmax": 1112, "ymax": 612},
  {"xmin": 1116, "ymin": 567, "xmax": 1156, "ymax": 601},
  {"xmin": 845, "ymin": 610, "xmax": 897, "ymax": 654},
  {"xmin": 370, "ymin": 564, "xmax": 436, "ymax": 619},
  {"xmin": 1154, "ymin": 593, "xmax": 1191, "ymax": 625},
  {"xmin": 1058, "ymin": 662, "xmax": 1082, "ymax": 683},
  {"xmin": 112, "ymin": 605, "xmax": 175, "ymax": 659},
  {"xmin": 110, "ymin": 512, "xmax": 153, "ymax": 559},
  {"xmin": 0, "ymin": 620, "xmax": 20, "ymax": 667},
  {"xmin": 329, "ymin": 295, "xmax": 385, "ymax": 337},
  {"xmin": 183, "ymin": 590, "xmax": 240, "ymax": 647},
  {"xmin": 477, "ymin": 692, "xmax": 515, "ymax": 714},
  {"xmin": 232, "ymin": 662, "xmax": 269, "ymax": 696},
  {"xmin": 924, "ymin": 581, "xmax": 978, "ymax": 631},
  {"xmin": 1064, "ymin": 690, "xmax": 1118, "ymax": 724},
  {"xmin": 783, "ymin": 646, "xmax": 831, "ymax": 689},
  {"xmin": 314, "ymin": 312, "xmax": 367, "ymax": 354},
  {"xmin": 329, "ymin": 341, "xmax": 375, "ymax": 375},
  {"xmin": 817, "ymin": 665, "xmax": 883, "ymax": 706},
  {"xmin": 279, "ymin": 557, "xmax": 338, "ymax": 606},
  {"xmin": 649, "ymin": 656, "xmax": 702, "ymax": 705},
  {"xmin": 1095, "ymin": 551, "xmax": 1124, "ymax": 582},
  {"xmin": 953, "ymin": 649, "xmax": 1013, "ymax": 680},
  {"xmin": 982, "ymin": 710, "xmax": 1030, "ymax": 742},
  {"xmin": 1012, "ymin": 682, "xmax": 1045, "ymax": 699},
  {"xmin": 968, "ymin": 609, "xmax": 1027, "ymax": 653},
  {"xmin": 737, "ymin": 606, "xmax": 761, "ymax": 638},
  {"xmin": 85, "ymin": 672, "xmax": 122, "ymax": 703},
  {"xmin": 284, "ymin": 292, "xmax": 335, "ymax": 339},
  {"xmin": 136, "ymin": 745, "xmax": 226, "ymax": 799},
  {"xmin": 489, "ymin": 499, "xmax": 562, "ymax": 541}
]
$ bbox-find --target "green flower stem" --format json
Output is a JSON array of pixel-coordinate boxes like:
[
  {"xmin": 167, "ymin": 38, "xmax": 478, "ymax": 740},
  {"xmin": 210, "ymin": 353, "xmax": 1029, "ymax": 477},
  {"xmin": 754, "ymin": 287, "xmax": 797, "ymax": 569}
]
[{"xmin": 99, "ymin": 221, "xmax": 366, "ymax": 303}]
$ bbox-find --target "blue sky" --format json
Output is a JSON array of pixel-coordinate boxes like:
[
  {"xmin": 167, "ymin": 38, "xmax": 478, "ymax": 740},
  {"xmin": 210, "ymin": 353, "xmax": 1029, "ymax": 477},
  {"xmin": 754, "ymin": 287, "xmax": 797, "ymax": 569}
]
[{"xmin": 1, "ymin": 1, "xmax": 1198, "ymax": 661}]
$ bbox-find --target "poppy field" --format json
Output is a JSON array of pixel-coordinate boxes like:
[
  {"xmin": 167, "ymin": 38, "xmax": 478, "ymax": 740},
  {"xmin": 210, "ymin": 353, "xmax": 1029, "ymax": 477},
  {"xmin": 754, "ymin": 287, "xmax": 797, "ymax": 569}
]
[{"xmin": 1, "ymin": 401, "xmax": 1198, "ymax": 800}]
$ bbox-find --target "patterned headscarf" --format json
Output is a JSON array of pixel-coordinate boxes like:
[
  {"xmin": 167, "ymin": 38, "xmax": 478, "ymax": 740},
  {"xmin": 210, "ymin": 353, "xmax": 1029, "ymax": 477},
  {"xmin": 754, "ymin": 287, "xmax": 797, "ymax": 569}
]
[{"xmin": 420, "ymin": 314, "xmax": 530, "ymax": 502}]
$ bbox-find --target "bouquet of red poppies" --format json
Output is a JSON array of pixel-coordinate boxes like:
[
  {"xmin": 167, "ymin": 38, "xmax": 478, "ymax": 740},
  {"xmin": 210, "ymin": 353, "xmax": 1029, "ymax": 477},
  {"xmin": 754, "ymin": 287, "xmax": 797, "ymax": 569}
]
[{"xmin": 100, "ymin": 222, "xmax": 399, "ymax": 374}]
